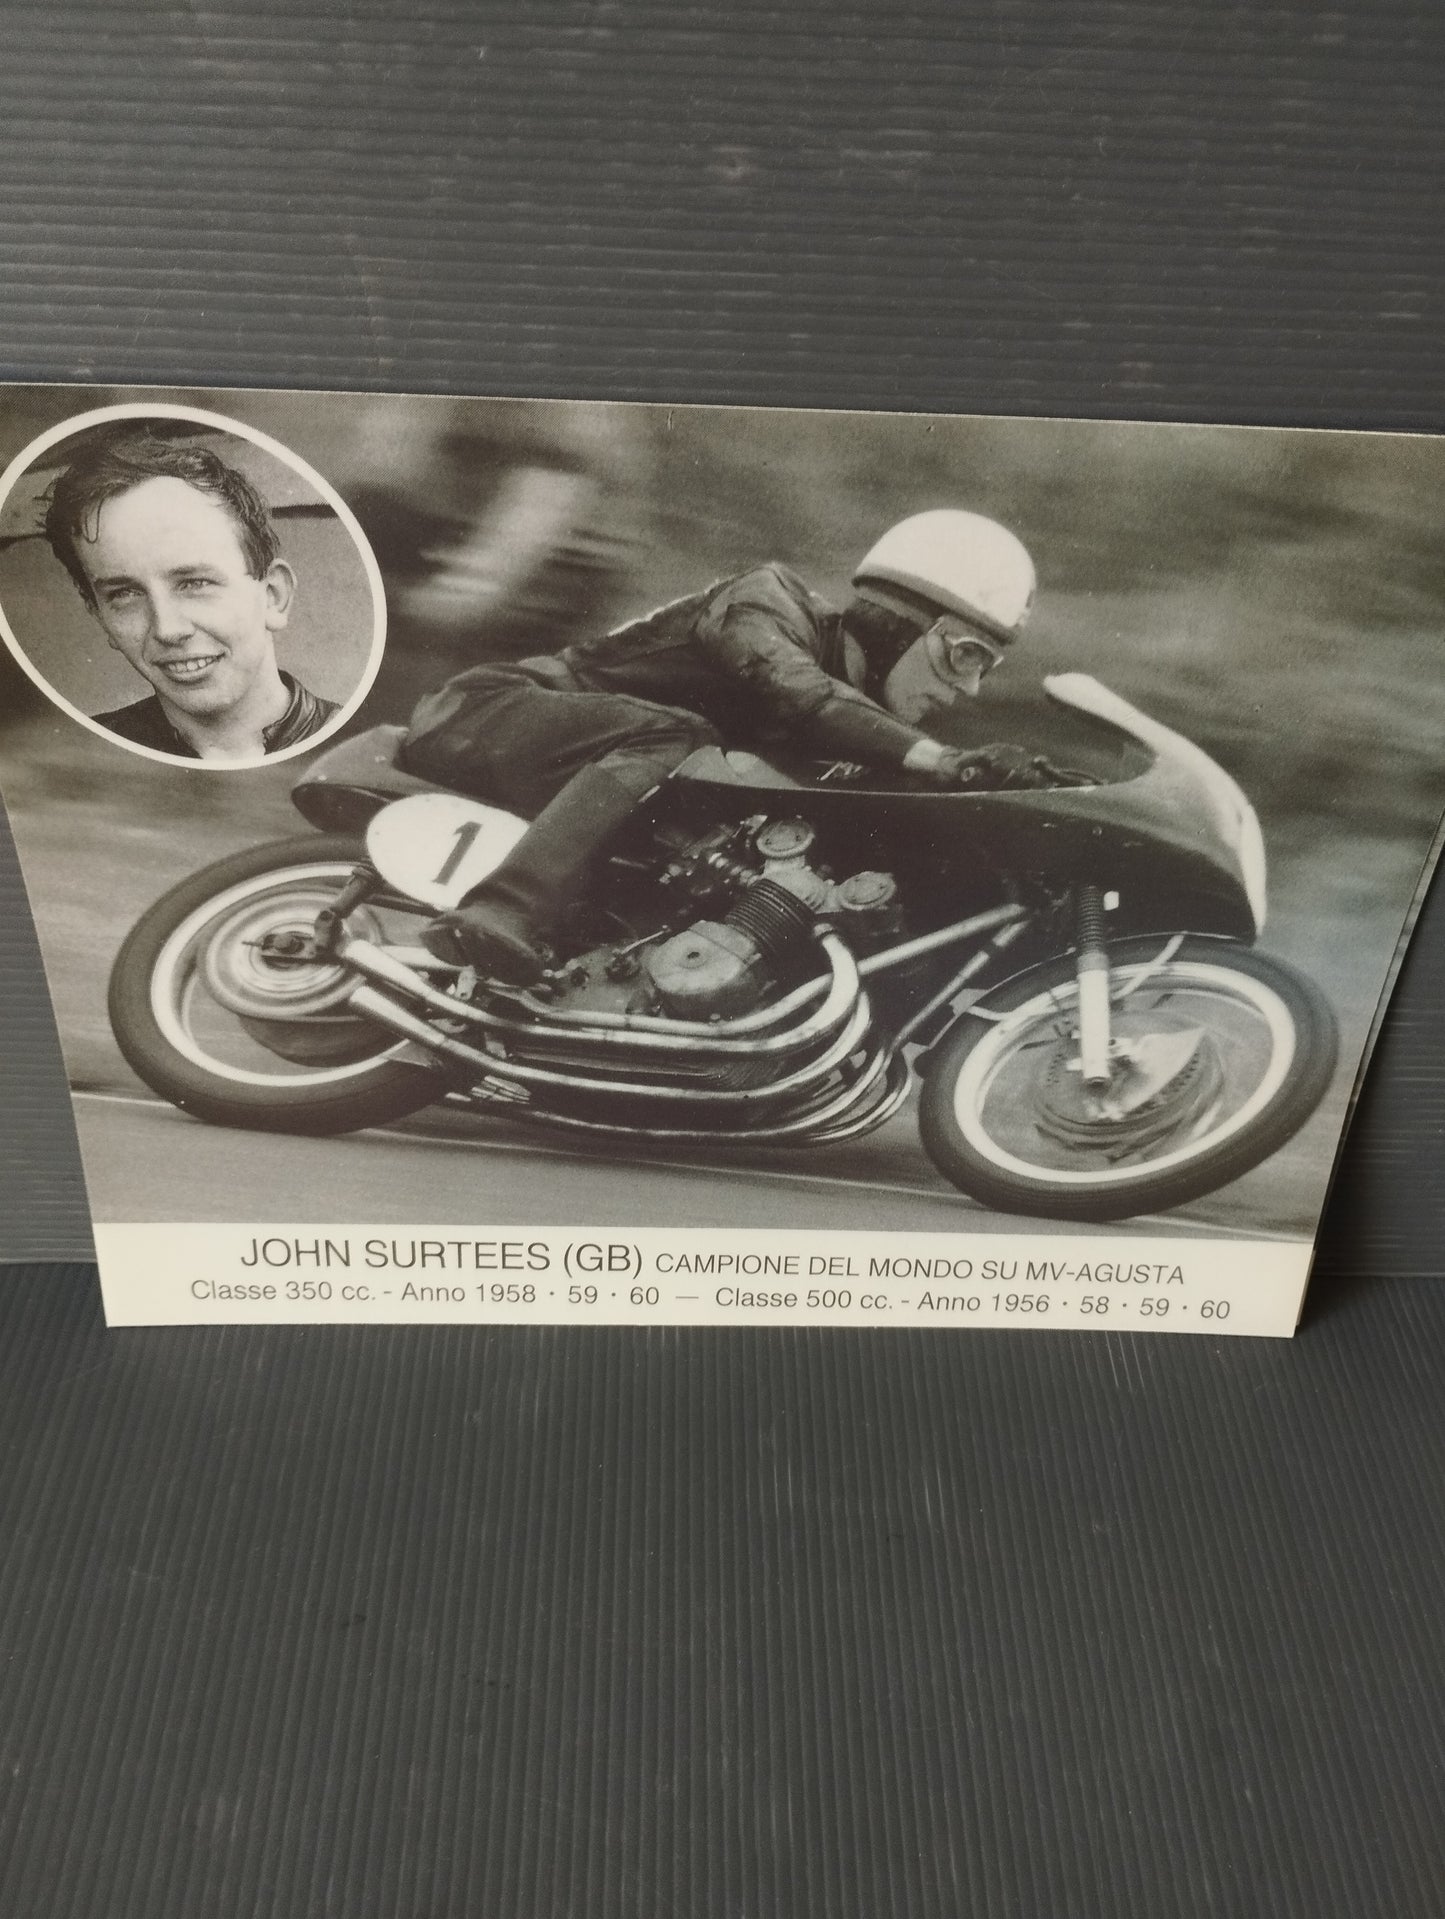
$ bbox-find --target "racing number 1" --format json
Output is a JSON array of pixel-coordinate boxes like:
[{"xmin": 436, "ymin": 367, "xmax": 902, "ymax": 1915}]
[{"xmin": 435, "ymin": 819, "xmax": 483, "ymax": 886}]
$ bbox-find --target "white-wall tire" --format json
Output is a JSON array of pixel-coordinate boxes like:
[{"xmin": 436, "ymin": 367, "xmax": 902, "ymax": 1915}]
[
  {"xmin": 918, "ymin": 937, "xmax": 1338, "ymax": 1222},
  {"xmin": 108, "ymin": 836, "xmax": 441, "ymax": 1135}
]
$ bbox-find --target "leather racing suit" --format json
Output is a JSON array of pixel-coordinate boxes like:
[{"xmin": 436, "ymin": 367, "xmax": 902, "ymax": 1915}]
[
  {"xmin": 402, "ymin": 562, "xmax": 932, "ymax": 806},
  {"xmin": 399, "ymin": 562, "xmax": 944, "ymax": 979}
]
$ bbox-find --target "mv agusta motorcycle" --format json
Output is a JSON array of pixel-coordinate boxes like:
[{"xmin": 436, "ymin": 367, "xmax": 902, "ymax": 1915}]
[{"xmin": 108, "ymin": 674, "xmax": 1339, "ymax": 1223}]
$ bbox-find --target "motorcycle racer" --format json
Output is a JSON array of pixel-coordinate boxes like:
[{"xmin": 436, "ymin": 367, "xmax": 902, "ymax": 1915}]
[{"xmin": 402, "ymin": 509, "xmax": 1044, "ymax": 985}]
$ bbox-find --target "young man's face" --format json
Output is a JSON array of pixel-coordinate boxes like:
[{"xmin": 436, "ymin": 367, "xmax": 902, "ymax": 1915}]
[
  {"xmin": 76, "ymin": 476, "xmax": 293, "ymax": 721},
  {"xmin": 882, "ymin": 618, "xmax": 1010, "ymax": 725}
]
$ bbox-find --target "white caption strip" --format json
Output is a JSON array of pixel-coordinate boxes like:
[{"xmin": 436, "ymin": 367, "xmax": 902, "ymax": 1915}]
[{"xmin": 95, "ymin": 1224, "xmax": 1313, "ymax": 1337}]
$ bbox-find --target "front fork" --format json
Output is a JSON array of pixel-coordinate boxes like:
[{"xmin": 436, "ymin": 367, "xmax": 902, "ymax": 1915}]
[
  {"xmin": 1074, "ymin": 883, "xmax": 1114, "ymax": 1087},
  {"xmin": 311, "ymin": 863, "xmax": 382, "ymax": 954}
]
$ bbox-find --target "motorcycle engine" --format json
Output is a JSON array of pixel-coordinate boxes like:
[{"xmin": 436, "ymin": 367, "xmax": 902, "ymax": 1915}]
[{"xmin": 643, "ymin": 816, "xmax": 901, "ymax": 1019}]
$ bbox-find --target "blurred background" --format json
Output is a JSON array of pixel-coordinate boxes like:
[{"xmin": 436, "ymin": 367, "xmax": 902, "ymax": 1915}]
[
  {"xmin": 1, "ymin": 384, "xmax": 1443, "ymax": 1233},
  {"xmin": 0, "ymin": 412, "xmax": 377, "ymax": 715}
]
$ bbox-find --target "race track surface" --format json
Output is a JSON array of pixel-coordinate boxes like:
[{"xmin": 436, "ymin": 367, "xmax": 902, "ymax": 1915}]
[{"xmin": 75, "ymin": 1091, "xmax": 1304, "ymax": 1242}]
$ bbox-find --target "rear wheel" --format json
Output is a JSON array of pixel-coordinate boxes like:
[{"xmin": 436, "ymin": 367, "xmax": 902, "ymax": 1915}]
[
  {"xmin": 108, "ymin": 834, "xmax": 443, "ymax": 1135},
  {"xmin": 918, "ymin": 936, "xmax": 1338, "ymax": 1222}
]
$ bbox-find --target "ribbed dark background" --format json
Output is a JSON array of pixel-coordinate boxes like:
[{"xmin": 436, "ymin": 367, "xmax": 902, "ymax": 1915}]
[
  {"xmin": 2, "ymin": 3, "xmax": 1444, "ymax": 1914},
  {"xmin": 1, "ymin": 1265, "xmax": 1442, "ymax": 1918}
]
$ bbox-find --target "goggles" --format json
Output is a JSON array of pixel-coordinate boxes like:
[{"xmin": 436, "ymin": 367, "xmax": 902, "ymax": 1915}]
[{"xmin": 928, "ymin": 614, "xmax": 1007, "ymax": 682}]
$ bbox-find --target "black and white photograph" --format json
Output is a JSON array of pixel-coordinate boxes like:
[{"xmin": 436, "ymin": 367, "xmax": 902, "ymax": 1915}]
[
  {"xmin": 1, "ymin": 384, "xmax": 1443, "ymax": 1334},
  {"xmin": 0, "ymin": 403, "xmax": 384, "ymax": 766}
]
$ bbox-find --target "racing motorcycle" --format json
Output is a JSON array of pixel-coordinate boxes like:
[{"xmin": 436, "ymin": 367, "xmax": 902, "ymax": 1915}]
[{"xmin": 107, "ymin": 674, "xmax": 1339, "ymax": 1222}]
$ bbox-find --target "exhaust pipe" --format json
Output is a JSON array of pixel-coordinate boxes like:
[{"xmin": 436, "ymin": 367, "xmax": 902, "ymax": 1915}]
[
  {"xmin": 347, "ymin": 976, "xmax": 876, "ymax": 1112},
  {"xmin": 342, "ymin": 935, "xmax": 864, "ymax": 1061}
]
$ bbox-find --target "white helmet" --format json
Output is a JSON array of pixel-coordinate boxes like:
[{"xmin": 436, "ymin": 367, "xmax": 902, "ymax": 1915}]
[{"xmin": 853, "ymin": 509, "xmax": 1036, "ymax": 641}]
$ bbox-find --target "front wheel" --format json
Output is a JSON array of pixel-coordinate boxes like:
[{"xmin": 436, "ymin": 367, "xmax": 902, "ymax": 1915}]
[
  {"xmin": 918, "ymin": 936, "xmax": 1338, "ymax": 1223},
  {"xmin": 108, "ymin": 834, "xmax": 443, "ymax": 1135}
]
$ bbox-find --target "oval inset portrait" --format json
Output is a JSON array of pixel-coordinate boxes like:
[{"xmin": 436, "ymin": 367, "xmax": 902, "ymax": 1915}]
[{"xmin": 0, "ymin": 403, "xmax": 385, "ymax": 767}]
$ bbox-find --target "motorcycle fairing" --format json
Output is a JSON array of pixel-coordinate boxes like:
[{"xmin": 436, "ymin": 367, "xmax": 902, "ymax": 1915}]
[
  {"xmin": 1046, "ymin": 676, "xmax": 1266, "ymax": 933},
  {"xmin": 287, "ymin": 678, "xmax": 1262, "ymax": 941},
  {"xmin": 671, "ymin": 674, "xmax": 1263, "ymax": 941}
]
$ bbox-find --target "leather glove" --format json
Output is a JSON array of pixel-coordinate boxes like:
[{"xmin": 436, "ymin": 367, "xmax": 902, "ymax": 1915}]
[{"xmin": 931, "ymin": 744, "xmax": 1056, "ymax": 791}]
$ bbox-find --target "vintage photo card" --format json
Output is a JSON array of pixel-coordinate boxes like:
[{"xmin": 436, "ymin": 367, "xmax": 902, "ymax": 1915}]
[{"xmin": 0, "ymin": 384, "xmax": 1441, "ymax": 1335}]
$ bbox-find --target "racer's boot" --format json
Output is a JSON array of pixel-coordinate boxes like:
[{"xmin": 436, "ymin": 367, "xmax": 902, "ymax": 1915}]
[{"xmin": 420, "ymin": 765, "xmax": 647, "ymax": 986}]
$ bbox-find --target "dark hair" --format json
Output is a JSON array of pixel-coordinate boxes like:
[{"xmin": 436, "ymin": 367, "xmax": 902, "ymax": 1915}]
[{"xmin": 41, "ymin": 426, "xmax": 280, "ymax": 606}]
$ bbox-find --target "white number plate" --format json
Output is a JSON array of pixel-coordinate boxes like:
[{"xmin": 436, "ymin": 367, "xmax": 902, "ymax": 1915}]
[{"xmin": 365, "ymin": 792, "xmax": 528, "ymax": 910}]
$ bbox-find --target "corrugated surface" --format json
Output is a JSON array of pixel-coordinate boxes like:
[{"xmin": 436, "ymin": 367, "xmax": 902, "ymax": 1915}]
[
  {"xmin": 1314, "ymin": 863, "xmax": 1445, "ymax": 1277},
  {"xmin": 0, "ymin": 2, "xmax": 1441, "ymax": 423},
  {"xmin": 0, "ymin": 1263, "xmax": 1441, "ymax": 1917},
  {"xmin": 0, "ymin": 807, "xmax": 92, "ymax": 1259}
]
